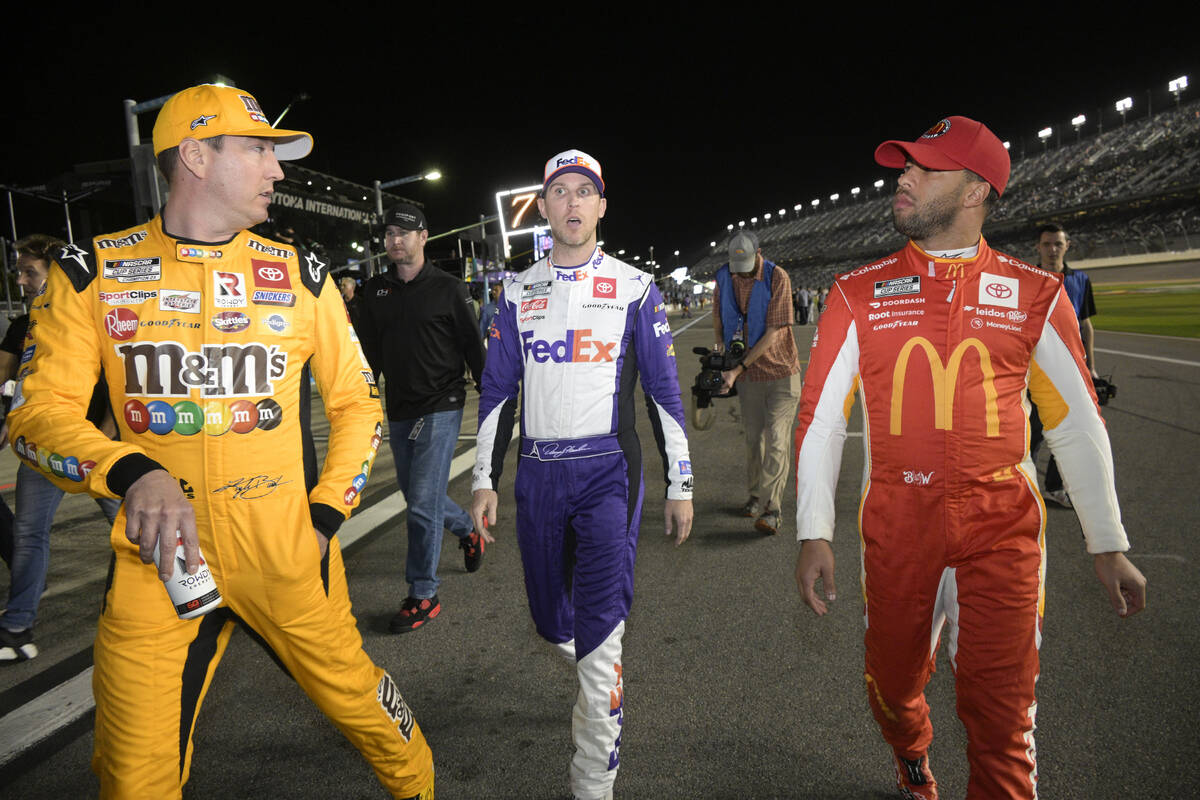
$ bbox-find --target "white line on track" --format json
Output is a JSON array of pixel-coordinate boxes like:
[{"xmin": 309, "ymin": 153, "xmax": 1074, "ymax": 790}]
[
  {"xmin": 0, "ymin": 448, "xmax": 479, "ymax": 769},
  {"xmin": 1095, "ymin": 348, "xmax": 1200, "ymax": 368}
]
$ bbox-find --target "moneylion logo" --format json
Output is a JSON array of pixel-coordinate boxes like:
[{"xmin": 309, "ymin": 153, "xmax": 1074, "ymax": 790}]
[{"xmin": 890, "ymin": 337, "xmax": 999, "ymax": 437}]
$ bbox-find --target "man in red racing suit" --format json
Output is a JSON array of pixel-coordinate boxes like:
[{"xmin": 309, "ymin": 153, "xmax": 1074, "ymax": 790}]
[
  {"xmin": 793, "ymin": 116, "xmax": 1146, "ymax": 800},
  {"xmin": 7, "ymin": 84, "xmax": 433, "ymax": 799}
]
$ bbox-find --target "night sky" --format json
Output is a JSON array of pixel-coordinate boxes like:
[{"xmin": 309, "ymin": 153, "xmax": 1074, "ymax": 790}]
[{"xmin": 5, "ymin": 15, "xmax": 1194, "ymax": 266}]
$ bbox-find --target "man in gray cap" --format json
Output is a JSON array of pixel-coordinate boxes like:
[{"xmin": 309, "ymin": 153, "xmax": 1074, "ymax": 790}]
[{"xmin": 711, "ymin": 230, "xmax": 802, "ymax": 534}]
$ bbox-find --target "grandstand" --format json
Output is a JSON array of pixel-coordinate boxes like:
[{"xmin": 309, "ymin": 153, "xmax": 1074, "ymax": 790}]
[{"xmin": 688, "ymin": 99, "xmax": 1200, "ymax": 288}]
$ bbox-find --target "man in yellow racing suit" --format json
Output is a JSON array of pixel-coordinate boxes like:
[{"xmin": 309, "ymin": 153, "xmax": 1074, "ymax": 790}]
[{"xmin": 8, "ymin": 83, "xmax": 433, "ymax": 799}]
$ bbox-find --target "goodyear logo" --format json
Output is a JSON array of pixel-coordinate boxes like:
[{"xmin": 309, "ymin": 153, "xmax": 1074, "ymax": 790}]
[
  {"xmin": 890, "ymin": 337, "xmax": 999, "ymax": 437},
  {"xmin": 520, "ymin": 329, "xmax": 616, "ymax": 363}
]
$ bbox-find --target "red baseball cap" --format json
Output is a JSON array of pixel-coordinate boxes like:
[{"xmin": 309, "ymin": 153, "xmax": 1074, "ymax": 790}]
[{"xmin": 874, "ymin": 116, "xmax": 1010, "ymax": 196}]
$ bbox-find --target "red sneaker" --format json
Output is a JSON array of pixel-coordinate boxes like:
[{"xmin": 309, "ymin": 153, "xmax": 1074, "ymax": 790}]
[{"xmin": 389, "ymin": 595, "xmax": 441, "ymax": 634}]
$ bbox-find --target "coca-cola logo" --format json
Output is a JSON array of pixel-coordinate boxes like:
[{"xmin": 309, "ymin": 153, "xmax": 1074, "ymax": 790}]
[{"xmin": 105, "ymin": 308, "xmax": 139, "ymax": 340}]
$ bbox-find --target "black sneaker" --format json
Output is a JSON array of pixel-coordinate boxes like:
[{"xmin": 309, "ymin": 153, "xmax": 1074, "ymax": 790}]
[
  {"xmin": 460, "ymin": 532, "xmax": 485, "ymax": 573},
  {"xmin": 389, "ymin": 596, "xmax": 440, "ymax": 634},
  {"xmin": 0, "ymin": 627, "xmax": 38, "ymax": 663}
]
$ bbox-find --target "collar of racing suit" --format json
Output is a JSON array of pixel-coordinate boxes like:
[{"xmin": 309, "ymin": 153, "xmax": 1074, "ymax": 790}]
[{"xmin": 906, "ymin": 237, "xmax": 993, "ymax": 282}]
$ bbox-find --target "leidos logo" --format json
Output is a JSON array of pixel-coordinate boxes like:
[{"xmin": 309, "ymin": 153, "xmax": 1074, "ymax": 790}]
[
  {"xmin": 115, "ymin": 341, "xmax": 287, "ymax": 397},
  {"xmin": 890, "ymin": 337, "xmax": 999, "ymax": 437},
  {"xmin": 521, "ymin": 329, "xmax": 616, "ymax": 363}
]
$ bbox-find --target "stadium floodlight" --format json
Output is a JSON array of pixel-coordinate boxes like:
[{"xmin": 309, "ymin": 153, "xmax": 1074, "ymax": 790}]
[
  {"xmin": 674, "ymin": 250, "xmax": 680, "ymax": 256},
  {"xmin": 1037, "ymin": 127, "xmax": 1052, "ymax": 140},
  {"xmin": 873, "ymin": 179, "xmax": 885, "ymax": 190},
  {"xmin": 851, "ymin": 187, "xmax": 861, "ymax": 197},
  {"xmin": 811, "ymin": 199, "xmax": 820, "ymax": 209},
  {"xmin": 763, "ymin": 213, "xmax": 772, "ymax": 221},
  {"xmin": 750, "ymin": 217, "xmax": 758, "ymax": 225},
  {"xmin": 710, "ymin": 241, "xmax": 717, "ymax": 248},
  {"xmin": 1169, "ymin": 76, "xmax": 1188, "ymax": 106},
  {"xmin": 1115, "ymin": 96, "xmax": 1133, "ymax": 125},
  {"xmin": 830, "ymin": 193, "xmax": 839, "ymax": 202},
  {"xmin": 793, "ymin": 203, "xmax": 802, "ymax": 212},
  {"xmin": 424, "ymin": 171, "xmax": 443, "ymax": 181},
  {"xmin": 1003, "ymin": 141, "xmax": 1011, "ymax": 150},
  {"xmin": 727, "ymin": 223, "xmax": 735, "ymax": 231},
  {"xmin": 778, "ymin": 208, "xmax": 786, "ymax": 216},
  {"xmin": 1071, "ymin": 114, "xmax": 1086, "ymax": 128},
  {"xmin": 739, "ymin": 220, "xmax": 746, "ymax": 228},
  {"xmin": 618, "ymin": 249, "xmax": 626, "ymax": 255}
]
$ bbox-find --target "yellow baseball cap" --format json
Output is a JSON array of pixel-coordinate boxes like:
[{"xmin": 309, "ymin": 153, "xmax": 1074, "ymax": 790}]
[{"xmin": 152, "ymin": 84, "xmax": 313, "ymax": 160}]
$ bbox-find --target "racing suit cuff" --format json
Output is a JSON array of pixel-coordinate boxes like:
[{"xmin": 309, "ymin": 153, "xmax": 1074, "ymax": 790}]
[
  {"xmin": 106, "ymin": 453, "xmax": 168, "ymax": 497},
  {"xmin": 311, "ymin": 503, "xmax": 344, "ymax": 538}
]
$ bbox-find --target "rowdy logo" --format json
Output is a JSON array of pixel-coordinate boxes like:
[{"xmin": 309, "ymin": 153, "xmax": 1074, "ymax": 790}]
[{"xmin": 214, "ymin": 272, "xmax": 246, "ymax": 308}]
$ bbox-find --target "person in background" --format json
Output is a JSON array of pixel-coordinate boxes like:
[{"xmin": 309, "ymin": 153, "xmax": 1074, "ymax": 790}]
[{"xmin": 0, "ymin": 233, "xmax": 121, "ymax": 663}]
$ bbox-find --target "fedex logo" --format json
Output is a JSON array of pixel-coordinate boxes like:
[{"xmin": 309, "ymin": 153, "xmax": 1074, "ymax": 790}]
[
  {"xmin": 521, "ymin": 329, "xmax": 616, "ymax": 363},
  {"xmin": 555, "ymin": 268, "xmax": 590, "ymax": 282},
  {"xmin": 557, "ymin": 155, "xmax": 591, "ymax": 170}
]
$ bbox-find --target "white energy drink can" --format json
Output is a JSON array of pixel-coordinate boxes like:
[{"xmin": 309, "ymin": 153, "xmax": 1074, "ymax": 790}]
[{"xmin": 152, "ymin": 535, "xmax": 222, "ymax": 619}]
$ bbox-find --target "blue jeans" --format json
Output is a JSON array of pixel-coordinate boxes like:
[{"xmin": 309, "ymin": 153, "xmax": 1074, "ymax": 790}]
[
  {"xmin": 2, "ymin": 463, "xmax": 122, "ymax": 631},
  {"xmin": 389, "ymin": 410, "xmax": 472, "ymax": 599}
]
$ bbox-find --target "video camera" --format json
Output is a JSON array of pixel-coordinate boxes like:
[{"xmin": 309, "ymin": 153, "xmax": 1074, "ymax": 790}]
[
  {"xmin": 690, "ymin": 339, "xmax": 746, "ymax": 409},
  {"xmin": 1093, "ymin": 374, "xmax": 1117, "ymax": 406}
]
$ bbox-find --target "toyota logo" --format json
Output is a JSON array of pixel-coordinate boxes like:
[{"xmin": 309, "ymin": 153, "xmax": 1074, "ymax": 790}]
[
  {"xmin": 596, "ymin": 280, "xmax": 614, "ymax": 293},
  {"xmin": 985, "ymin": 283, "xmax": 1012, "ymax": 299},
  {"xmin": 257, "ymin": 267, "xmax": 285, "ymax": 282}
]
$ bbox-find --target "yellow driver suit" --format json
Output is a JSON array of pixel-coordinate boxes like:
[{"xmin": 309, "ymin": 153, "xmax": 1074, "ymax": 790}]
[{"xmin": 8, "ymin": 217, "xmax": 433, "ymax": 799}]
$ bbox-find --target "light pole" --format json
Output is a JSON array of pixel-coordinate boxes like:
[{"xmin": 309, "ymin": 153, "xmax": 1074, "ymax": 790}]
[{"xmin": 374, "ymin": 171, "xmax": 442, "ymax": 216}]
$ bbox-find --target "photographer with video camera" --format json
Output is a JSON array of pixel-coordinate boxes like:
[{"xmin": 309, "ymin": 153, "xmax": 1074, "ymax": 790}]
[{"xmin": 711, "ymin": 231, "xmax": 802, "ymax": 535}]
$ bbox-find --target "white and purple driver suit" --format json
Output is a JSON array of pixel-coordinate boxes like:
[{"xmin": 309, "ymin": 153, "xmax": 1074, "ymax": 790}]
[{"xmin": 472, "ymin": 247, "xmax": 691, "ymax": 800}]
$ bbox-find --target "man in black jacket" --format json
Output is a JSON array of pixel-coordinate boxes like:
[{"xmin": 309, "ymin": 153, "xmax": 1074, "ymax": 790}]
[{"xmin": 359, "ymin": 204, "xmax": 486, "ymax": 633}]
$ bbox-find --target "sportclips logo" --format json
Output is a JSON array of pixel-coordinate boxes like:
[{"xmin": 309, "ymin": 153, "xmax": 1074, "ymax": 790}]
[
  {"xmin": 890, "ymin": 337, "xmax": 999, "ymax": 437},
  {"xmin": 114, "ymin": 341, "xmax": 287, "ymax": 397},
  {"xmin": 520, "ymin": 329, "xmax": 616, "ymax": 363}
]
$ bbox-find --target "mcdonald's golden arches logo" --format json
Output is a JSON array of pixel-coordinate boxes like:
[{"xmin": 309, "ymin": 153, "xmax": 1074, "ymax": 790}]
[{"xmin": 890, "ymin": 337, "xmax": 1000, "ymax": 436}]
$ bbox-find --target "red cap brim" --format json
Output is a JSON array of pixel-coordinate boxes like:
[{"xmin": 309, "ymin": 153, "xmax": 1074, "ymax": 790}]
[{"xmin": 874, "ymin": 141, "xmax": 964, "ymax": 172}]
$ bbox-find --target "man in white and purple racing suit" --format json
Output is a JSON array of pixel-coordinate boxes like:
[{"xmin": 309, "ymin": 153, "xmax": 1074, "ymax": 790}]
[{"xmin": 471, "ymin": 149, "xmax": 693, "ymax": 800}]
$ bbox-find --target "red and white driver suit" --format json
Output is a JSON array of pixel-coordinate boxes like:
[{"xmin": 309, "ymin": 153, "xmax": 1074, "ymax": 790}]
[{"xmin": 794, "ymin": 238, "xmax": 1130, "ymax": 799}]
